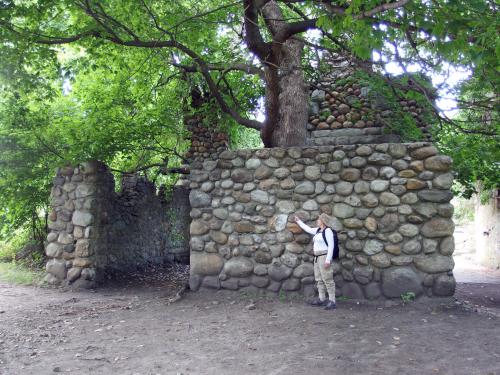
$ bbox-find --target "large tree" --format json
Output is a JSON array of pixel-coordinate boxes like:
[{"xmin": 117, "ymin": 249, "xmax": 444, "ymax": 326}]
[{"xmin": 1, "ymin": 0, "xmax": 498, "ymax": 148}]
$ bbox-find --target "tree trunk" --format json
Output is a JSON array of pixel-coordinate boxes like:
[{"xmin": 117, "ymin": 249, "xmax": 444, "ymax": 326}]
[
  {"xmin": 259, "ymin": 1, "xmax": 308, "ymax": 148},
  {"xmin": 270, "ymin": 38, "xmax": 308, "ymax": 147}
]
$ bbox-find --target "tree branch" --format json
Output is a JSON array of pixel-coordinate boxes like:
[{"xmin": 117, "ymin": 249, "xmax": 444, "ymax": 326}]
[
  {"xmin": 171, "ymin": 61, "xmax": 265, "ymax": 80},
  {"xmin": 243, "ymin": 0, "xmax": 272, "ymax": 61}
]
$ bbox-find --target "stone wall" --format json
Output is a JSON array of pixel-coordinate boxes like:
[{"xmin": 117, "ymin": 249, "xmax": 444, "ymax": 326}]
[
  {"xmin": 184, "ymin": 114, "xmax": 229, "ymax": 160},
  {"xmin": 307, "ymin": 54, "xmax": 433, "ymax": 146},
  {"xmin": 45, "ymin": 161, "xmax": 190, "ymax": 288},
  {"xmin": 188, "ymin": 143, "xmax": 456, "ymax": 299}
]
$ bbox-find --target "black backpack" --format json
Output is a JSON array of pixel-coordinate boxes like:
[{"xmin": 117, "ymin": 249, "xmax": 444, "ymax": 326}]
[{"xmin": 316, "ymin": 227, "xmax": 340, "ymax": 260}]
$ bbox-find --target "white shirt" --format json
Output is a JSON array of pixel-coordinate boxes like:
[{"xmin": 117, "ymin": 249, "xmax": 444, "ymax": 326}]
[{"xmin": 296, "ymin": 219, "xmax": 335, "ymax": 262}]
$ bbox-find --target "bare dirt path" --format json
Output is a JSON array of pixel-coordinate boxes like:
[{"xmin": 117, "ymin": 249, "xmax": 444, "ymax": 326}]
[
  {"xmin": 1, "ymin": 275, "xmax": 499, "ymax": 375},
  {"xmin": 453, "ymin": 224, "xmax": 500, "ymax": 284}
]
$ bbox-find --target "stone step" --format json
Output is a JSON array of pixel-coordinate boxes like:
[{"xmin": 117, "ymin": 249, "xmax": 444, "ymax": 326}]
[
  {"xmin": 307, "ymin": 134, "xmax": 401, "ymax": 146},
  {"xmin": 310, "ymin": 128, "xmax": 383, "ymax": 138}
]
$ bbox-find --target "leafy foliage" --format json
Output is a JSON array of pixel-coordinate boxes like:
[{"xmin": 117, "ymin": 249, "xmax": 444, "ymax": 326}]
[
  {"xmin": 437, "ymin": 130, "xmax": 499, "ymax": 200},
  {"xmin": 0, "ymin": 0, "xmax": 498, "ymax": 235}
]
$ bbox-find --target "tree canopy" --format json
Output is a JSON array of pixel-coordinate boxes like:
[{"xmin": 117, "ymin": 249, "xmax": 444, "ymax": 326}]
[{"xmin": 0, "ymin": 0, "xmax": 499, "ymax": 241}]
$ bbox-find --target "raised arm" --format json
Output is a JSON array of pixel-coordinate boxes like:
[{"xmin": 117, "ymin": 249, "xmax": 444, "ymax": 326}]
[{"xmin": 294, "ymin": 217, "xmax": 317, "ymax": 235}]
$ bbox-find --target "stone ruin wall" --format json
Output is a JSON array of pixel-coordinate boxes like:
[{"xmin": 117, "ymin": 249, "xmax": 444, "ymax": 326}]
[
  {"xmin": 184, "ymin": 114, "xmax": 229, "ymax": 160},
  {"xmin": 307, "ymin": 54, "xmax": 433, "ymax": 147},
  {"xmin": 44, "ymin": 161, "xmax": 190, "ymax": 288},
  {"xmin": 188, "ymin": 143, "xmax": 456, "ymax": 299}
]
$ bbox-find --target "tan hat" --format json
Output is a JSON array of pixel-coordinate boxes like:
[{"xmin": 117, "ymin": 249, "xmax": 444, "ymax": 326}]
[{"xmin": 319, "ymin": 213, "xmax": 332, "ymax": 225}]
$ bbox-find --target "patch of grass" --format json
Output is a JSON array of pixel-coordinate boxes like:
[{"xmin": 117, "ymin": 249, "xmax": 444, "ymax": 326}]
[
  {"xmin": 452, "ymin": 196, "xmax": 475, "ymax": 225},
  {"xmin": 0, "ymin": 262, "xmax": 44, "ymax": 285},
  {"xmin": 400, "ymin": 291, "xmax": 416, "ymax": 304},
  {"xmin": 337, "ymin": 296, "xmax": 350, "ymax": 301}
]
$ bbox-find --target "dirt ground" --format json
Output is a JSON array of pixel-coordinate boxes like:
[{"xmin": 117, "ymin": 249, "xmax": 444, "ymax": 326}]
[{"xmin": 1, "ymin": 265, "xmax": 499, "ymax": 375}]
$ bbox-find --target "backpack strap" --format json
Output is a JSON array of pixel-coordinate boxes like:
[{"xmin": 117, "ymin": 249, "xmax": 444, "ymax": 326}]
[{"xmin": 321, "ymin": 227, "xmax": 333, "ymax": 247}]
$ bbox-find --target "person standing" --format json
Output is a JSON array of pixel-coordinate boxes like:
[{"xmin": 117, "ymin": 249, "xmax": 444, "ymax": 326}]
[{"xmin": 294, "ymin": 213, "xmax": 337, "ymax": 310}]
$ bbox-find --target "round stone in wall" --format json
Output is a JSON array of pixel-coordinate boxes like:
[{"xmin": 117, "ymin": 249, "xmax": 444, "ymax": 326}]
[
  {"xmin": 47, "ymin": 232, "xmax": 58, "ymax": 243},
  {"xmin": 46, "ymin": 243, "xmax": 63, "ymax": 258},
  {"xmin": 440, "ymin": 236, "xmax": 455, "ymax": 255},
  {"xmin": 282, "ymin": 278, "xmax": 301, "ymax": 291},
  {"xmin": 274, "ymin": 168, "xmax": 290, "ymax": 179},
  {"xmin": 356, "ymin": 145, "xmax": 373, "ymax": 156},
  {"xmin": 361, "ymin": 193, "xmax": 379, "ymax": 208},
  {"xmin": 271, "ymin": 214, "xmax": 288, "ymax": 232},
  {"xmin": 303, "ymin": 200, "xmax": 319, "ymax": 211},
  {"xmin": 254, "ymin": 166, "xmax": 273, "ymax": 180},
  {"xmin": 268, "ymin": 262, "xmax": 293, "ymax": 281},
  {"xmin": 379, "ymin": 192, "xmax": 400, "ymax": 206},
  {"xmin": 421, "ymin": 218, "xmax": 455, "ymax": 238},
  {"xmin": 433, "ymin": 274, "xmax": 456, "ymax": 296},
  {"xmin": 433, "ymin": 173, "xmax": 454, "ymax": 189},
  {"xmin": 190, "ymin": 220, "xmax": 210, "ymax": 235},
  {"xmin": 399, "ymin": 224, "xmax": 419, "ymax": 237},
  {"xmin": 368, "ymin": 153, "xmax": 392, "ymax": 165},
  {"xmin": 351, "ymin": 157, "xmax": 367, "ymax": 168},
  {"xmin": 414, "ymin": 255, "xmax": 454, "ymax": 273},
  {"xmin": 371, "ymin": 253, "xmax": 391, "ymax": 268},
  {"xmin": 388, "ymin": 144, "xmax": 407, "ymax": 158},
  {"xmin": 370, "ymin": 180, "xmax": 389, "ymax": 192},
  {"xmin": 251, "ymin": 190, "xmax": 270, "ymax": 204},
  {"xmin": 245, "ymin": 158, "xmax": 261, "ymax": 169},
  {"xmin": 424, "ymin": 155, "xmax": 452, "ymax": 171},
  {"xmin": 340, "ymin": 168, "xmax": 360, "ymax": 182},
  {"xmin": 191, "ymin": 253, "xmax": 224, "ymax": 276},
  {"xmin": 382, "ymin": 267, "xmax": 423, "ymax": 298},
  {"xmin": 255, "ymin": 251, "xmax": 273, "ymax": 264},
  {"xmin": 417, "ymin": 190, "xmax": 453, "ymax": 203},
  {"xmin": 354, "ymin": 181, "xmax": 370, "ymax": 194},
  {"xmin": 72, "ymin": 211, "xmax": 93, "ymax": 227},
  {"xmin": 335, "ymin": 181, "xmax": 353, "ymax": 195},
  {"xmin": 295, "ymin": 181, "xmax": 315, "ymax": 194},
  {"xmin": 46, "ymin": 259, "xmax": 66, "ymax": 280},
  {"xmin": 190, "ymin": 237, "xmax": 204, "ymax": 252},
  {"xmin": 338, "ymin": 103, "xmax": 350, "ymax": 114},
  {"xmin": 231, "ymin": 168, "xmax": 254, "ymax": 183},
  {"xmin": 388, "ymin": 232, "xmax": 404, "ymax": 244},
  {"xmin": 411, "ymin": 146, "xmax": 438, "ymax": 159},
  {"xmin": 304, "ymin": 166, "xmax": 321, "ymax": 180},
  {"xmin": 363, "ymin": 239, "xmax": 384, "ymax": 255},
  {"xmin": 380, "ymin": 167, "xmax": 396, "ymax": 179},
  {"xmin": 280, "ymin": 253, "xmax": 298, "ymax": 268},
  {"xmin": 189, "ymin": 190, "xmax": 211, "ymax": 208},
  {"xmin": 276, "ymin": 200, "xmax": 296, "ymax": 214},
  {"xmin": 362, "ymin": 166, "xmax": 378, "ymax": 180},
  {"xmin": 293, "ymin": 263, "xmax": 314, "ymax": 278},
  {"xmin": 402, "ymin": 240, "xmax": 422, "ymax": 254},
  {"xmin": 333, "ymin": 203, "xmax": 355, "ymax": 218},
  {"xmin": 223, "ymin": 257, "xmax": 254, "ymax": 277}
]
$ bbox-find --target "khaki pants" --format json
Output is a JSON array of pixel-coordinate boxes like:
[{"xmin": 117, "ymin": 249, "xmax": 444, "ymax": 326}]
[{"xmin": 313, "ymin": 254, "xmax": 336, "ymax": 302}]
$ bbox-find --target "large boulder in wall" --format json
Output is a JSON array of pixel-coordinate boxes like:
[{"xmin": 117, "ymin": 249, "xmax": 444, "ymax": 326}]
[{"xmin": 382, "ymin": 267, "xmax": 423, "ymax": 298}]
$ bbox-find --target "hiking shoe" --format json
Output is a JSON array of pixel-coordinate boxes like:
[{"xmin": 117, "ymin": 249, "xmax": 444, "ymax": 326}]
[
  {"xmin": 309, "ymin": 298, "xmax": 328, "ymax": 306},
  {"xmin": 324, "ymin": 300, "xmax": 337, "ymax": 310}
]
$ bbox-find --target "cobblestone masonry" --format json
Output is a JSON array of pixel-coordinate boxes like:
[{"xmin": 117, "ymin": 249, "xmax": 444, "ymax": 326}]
[
  {"xmin": 306, "ymin": 54, "xmax": 433, "ymax": 146},
  {"xmin": 45, "ymin": 161, "xmax": 190, "ymax": 288},
  {"xmin": 188, "ymin": 143, "xmax": 456, "ymax": 299}
]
